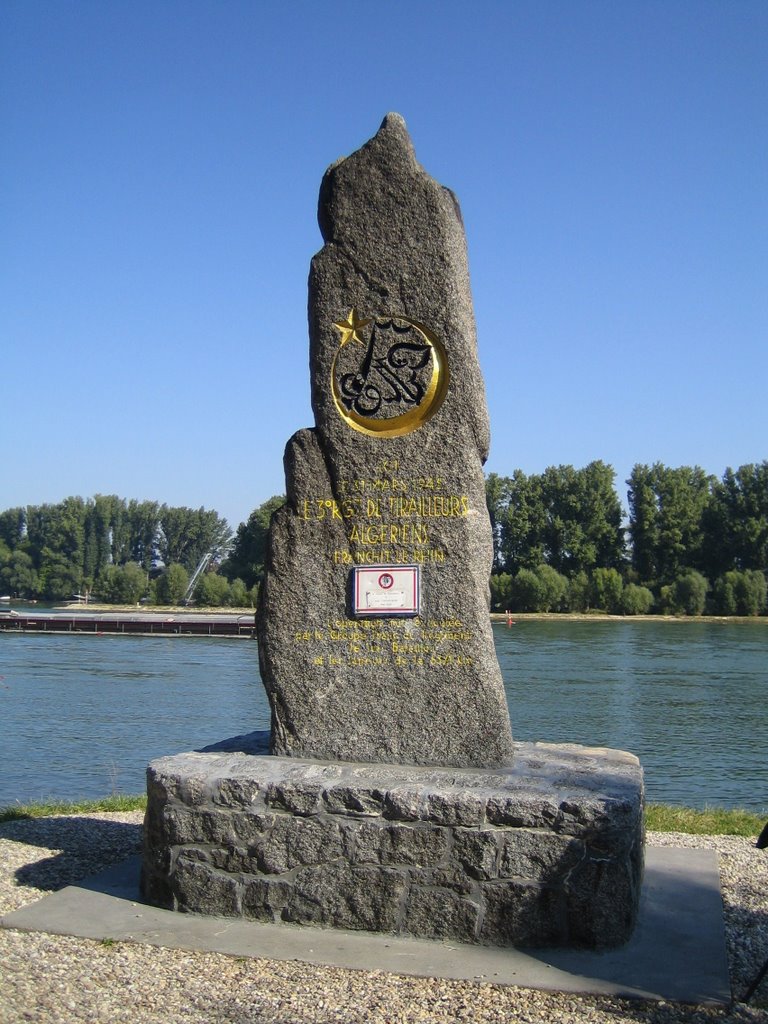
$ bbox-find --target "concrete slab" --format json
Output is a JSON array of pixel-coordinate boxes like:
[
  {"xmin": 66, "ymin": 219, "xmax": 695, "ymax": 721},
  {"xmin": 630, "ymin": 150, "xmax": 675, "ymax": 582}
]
[{"xmin": 1, "ymin": 847, "xmax": 730, "ymax": 1006}]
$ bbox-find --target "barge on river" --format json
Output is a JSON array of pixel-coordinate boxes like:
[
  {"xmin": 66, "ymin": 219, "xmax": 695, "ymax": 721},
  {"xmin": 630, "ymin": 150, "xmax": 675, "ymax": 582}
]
[{"xmin": 0, "ymin": 611, "xmax": 255, "ymax": 637}]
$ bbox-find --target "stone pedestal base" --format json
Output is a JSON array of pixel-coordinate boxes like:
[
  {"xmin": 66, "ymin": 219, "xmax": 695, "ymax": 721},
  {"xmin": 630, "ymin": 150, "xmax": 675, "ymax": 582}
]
[{"xmin": 141, "ymin": 741, "xmax": 644, "ymax": 949}]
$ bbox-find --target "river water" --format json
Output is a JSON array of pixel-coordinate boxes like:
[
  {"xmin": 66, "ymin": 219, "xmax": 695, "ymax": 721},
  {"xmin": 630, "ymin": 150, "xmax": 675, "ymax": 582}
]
[{"xmin": 1, "ymin": 620, "xmax": 766, "ymax": 811}]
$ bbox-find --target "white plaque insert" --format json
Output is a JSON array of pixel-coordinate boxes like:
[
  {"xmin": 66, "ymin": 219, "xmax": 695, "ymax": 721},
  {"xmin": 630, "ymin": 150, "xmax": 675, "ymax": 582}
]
[{"xmin": 352, "ymin": 566, "xmax": 420, "ymax": 617}]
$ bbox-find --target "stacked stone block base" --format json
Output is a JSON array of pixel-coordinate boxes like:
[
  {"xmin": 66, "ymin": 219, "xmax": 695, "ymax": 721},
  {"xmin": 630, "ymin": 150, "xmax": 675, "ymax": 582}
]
[{"xmin": 141, "ymin": 741, "xmax": 644, "ymax": 949}]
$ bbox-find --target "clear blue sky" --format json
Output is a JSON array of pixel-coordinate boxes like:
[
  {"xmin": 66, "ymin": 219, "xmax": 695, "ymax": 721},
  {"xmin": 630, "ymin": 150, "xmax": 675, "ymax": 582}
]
[{"xmin": 2, "ymin": 1, "xmax": 766, "ymax": 531}]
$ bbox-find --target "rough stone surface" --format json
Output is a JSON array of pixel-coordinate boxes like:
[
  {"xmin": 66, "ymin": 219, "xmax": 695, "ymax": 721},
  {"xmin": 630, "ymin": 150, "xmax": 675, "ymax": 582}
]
[
  {"xmin": 256, "ymin": 113, "xmax": 514, "ymax": 768},
  {"xmin": 3, "ymin": 810, "xmax": 764, "ymax": 1021},
  {"xmin": 141, "ymin": 741, "xmax": 644, "ymax": 950}
]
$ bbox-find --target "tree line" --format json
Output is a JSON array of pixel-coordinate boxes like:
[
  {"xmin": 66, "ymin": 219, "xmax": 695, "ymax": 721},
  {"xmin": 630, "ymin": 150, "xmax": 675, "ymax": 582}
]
[
  {"xmin": 487, "ymin": 461, "xmax": 768, "ymax": 616},
  {"xmin": 2, "ymin": 460, "xmax": 766, "ymax": 614},
  {"xmin": 0, "ymin": 496, "xmax": 240, "ymax": 605}
]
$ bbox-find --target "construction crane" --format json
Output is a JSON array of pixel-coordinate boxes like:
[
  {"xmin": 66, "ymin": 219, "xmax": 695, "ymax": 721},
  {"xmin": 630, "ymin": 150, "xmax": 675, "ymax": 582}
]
[{"xmin": 181, "ymin": 551, "xmax": 215, "ymax": 605}]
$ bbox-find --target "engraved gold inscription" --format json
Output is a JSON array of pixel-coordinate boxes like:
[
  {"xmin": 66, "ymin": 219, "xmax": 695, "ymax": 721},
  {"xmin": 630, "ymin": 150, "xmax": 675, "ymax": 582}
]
[
  {"xmin": 301, "ymin": 468, "xmax": 468, "ymax": 568},
  {"xmin": 296, "ymin": 455, "xmax": 475, "ymax": 664},
  {"xmin": 331, "ymin": 312, "xmax": 449, "ymax": 437},
  {"xmin": 293, "ymin": 616, "xmax": 475, "ymax": 670}
]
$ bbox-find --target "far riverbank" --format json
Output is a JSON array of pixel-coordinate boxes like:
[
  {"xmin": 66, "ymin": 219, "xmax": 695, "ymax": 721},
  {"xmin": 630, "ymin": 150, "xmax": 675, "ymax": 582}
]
[{"xmin": 36, "ymin": 603, "xmax": 768, "ymax": 625}]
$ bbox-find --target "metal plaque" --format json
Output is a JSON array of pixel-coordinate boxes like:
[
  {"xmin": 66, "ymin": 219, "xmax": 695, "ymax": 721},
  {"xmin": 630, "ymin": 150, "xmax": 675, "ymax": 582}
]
[{"xmin": 352, "ymin": 565, "xmax": 421, "ymax": 617}]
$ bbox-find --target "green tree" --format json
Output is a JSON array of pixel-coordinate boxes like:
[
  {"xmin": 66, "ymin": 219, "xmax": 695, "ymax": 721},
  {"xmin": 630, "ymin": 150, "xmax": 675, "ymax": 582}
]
[
  {"xmin": 158, "ymin": 506, "xmax": 232, "ymax": 574},
  {"xmin": 228, "ymin": 578, "xmax": 250, "ymax": 608},
  {"xmin": 38, "ymin": 549, "xmax": 83, "ymax": 601},
  {"xmin": 540, "ymin": 462, "xmax": 624, "ymax": 577},
  {"xmin": 222, "ymin": 496, "xmax": 285, "ymax": 588},
  {"xmin": 712, "ymin": 570, "xmax": 767, "ymax": 616},
  {"xmin": 511, "ymin": 568, "xmax": 543, "ymax": 612},
  {"xmin": 489, "ymin": 572, "xmax": 514, "ymax": 611},
  {"xmin": 534, "ymin": 564, "xmax": 569, "ymax": 612},
  {"xmin": 23, "ymin": 497, "xmax": 89, "ymax": 599},
  {"xmin": 656, "ymin": 467, "xmax": 713, "ymax": 581},
  {"xmin": 26, "ymin": 498, "xmax": 87, "ymax": 571},
  {"xmin": 0, "ymin": 508, "xmax": 25, "ymax": 550},
  {"xmin": 579, "ymin": 461, "xmax": 626, "ymax": 571},
  {"xmin": 702, "ymin": 463, "xmax": 768, "ymax": 578},
  {"xmin": 627, "ymin": 464, "xmax": 714, "ymax": 585},
  {"xmin": 194, "ymin": 572, "xmax": 231, "ymax": 607},
  {"xmin": 485, "ymin": 474, "xmax": 510, "ymax": 573},
  {"xmin": 492, "ymin": 464, "xmax": 624, "ymax": 578},
  {"xmin": 495, "ymin": 471, "xmax": 545, "ymax": 575},
  {"xmin": 626, "ymin": 464, "xmax": 658, "ymax": 583},
  {"xmin": 83, "ymin": 495, "xmax": 121, "ymax": 586},
  {"xmin": 591, "ymin": 568, "xmax": 624, "ymax": 613},
  {"xmin": 124, "ymin": 500, "xmax": 160, "ymax": 570},
  {"xmin": 0, "ymin": 549, "xmax": 39, "ymax": 598},
  {"xmin": 712, "ymin": 571, "xmax": 739, "ymax": 615},
  {"xmin": 737, "ymin": 570, "xmax": 767, "ymax": 615},
  {"xmin": 567, "ymin": 570, "xmax": 591, "ymax": 612},
  {"xmin": 621, "ymin": 583, "xmax": 654, "ymax": 615},
  {"xmin": 96, "ymin": 562, "xmax": 148, "ymax": 604},
  {"xmin": 154, "ymin": 563, "xmax": 189, "ymax": 605},
  {"xmin": 669, "ymin": 570, "xmax": 709, "ymax": 616}
]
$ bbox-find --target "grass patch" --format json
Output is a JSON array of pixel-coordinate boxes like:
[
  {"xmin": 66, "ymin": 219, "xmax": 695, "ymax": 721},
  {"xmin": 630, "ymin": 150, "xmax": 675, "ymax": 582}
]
[
  {"xmin": 645, "ymin": 803, "xmax": 765, "ymax": 836},
  {"xmin": 0, "ymin": 793, "xmax": 146, "ymax": 823}
]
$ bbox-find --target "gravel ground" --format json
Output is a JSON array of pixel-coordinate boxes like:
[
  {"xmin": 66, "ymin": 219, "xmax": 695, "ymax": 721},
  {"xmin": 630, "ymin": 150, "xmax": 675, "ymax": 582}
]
[{"xmin": 1, "ymin": 812, "xmax": 767, "ymax": 1024}]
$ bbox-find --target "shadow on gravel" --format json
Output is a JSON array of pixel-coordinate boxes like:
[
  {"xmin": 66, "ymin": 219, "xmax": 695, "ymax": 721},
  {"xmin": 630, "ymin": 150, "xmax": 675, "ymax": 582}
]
[
  {"xmin": 3, "ymin": 815, "xmax": 142, "ymax": 892},
  {"xmin": 728, "ymin": 894, "xmax": 768, "ymax": 1005}
]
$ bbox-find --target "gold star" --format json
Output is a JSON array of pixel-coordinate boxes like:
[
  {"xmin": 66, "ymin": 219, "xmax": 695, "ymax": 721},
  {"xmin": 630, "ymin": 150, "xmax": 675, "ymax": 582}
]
[{"xmin": 333, "ymin": 308, "xmax": 371, "ymax": 347}]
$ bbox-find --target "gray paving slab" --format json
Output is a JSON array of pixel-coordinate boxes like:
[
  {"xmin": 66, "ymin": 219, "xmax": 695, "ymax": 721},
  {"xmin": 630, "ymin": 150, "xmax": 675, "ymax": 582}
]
[{"xmin": 1, "ymin": 847, "xmax": 730, "ymax": 1005}]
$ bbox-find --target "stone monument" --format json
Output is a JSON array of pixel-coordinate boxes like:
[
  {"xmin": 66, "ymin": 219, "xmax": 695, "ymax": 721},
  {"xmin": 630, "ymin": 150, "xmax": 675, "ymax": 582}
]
[
  {"xmin": 142, "ymin": 114, "xmax": 644, "ymax": 950},
  {"xmin": 258, "ymin": 111, "xmax": 513, "ymax": 768}
]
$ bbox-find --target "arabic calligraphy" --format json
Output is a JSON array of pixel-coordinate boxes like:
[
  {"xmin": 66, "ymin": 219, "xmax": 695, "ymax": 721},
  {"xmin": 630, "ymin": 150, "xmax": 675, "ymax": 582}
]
[{"xmin": 331, "ymin": 312, "xmax": 449, "ymax": 437}]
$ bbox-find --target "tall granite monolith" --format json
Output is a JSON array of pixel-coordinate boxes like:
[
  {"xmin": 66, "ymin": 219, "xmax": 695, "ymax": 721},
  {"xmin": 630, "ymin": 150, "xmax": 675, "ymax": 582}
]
[
  {"xmin": 142, "ymin": 115, "xmax": 644, "ymax": 951},
  {"xmin": 256, "ymin": 112, "xmax": 514, "ymax": 768}
]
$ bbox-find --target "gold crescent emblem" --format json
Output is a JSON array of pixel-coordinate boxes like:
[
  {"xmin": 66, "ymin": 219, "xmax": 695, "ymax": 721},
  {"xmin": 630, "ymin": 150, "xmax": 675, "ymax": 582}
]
[{"xmin": 331, "ymin": 312, "xmax": 449, "ymax": 437}]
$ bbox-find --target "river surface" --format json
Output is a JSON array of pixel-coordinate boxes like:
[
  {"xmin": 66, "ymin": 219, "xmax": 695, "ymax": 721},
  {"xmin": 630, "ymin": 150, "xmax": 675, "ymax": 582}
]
[{"xmin": 1, "ymin": 620, "xmax": 766, "ymax": 810}]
